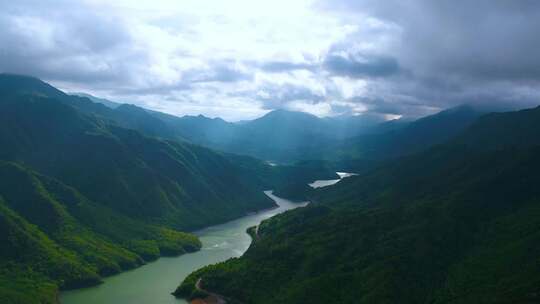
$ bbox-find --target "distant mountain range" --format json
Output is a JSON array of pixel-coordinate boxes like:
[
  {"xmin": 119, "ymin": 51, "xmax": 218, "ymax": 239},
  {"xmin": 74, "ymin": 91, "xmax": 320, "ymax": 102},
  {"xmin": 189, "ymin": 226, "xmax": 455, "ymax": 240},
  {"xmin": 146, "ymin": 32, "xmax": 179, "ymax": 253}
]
[
  {"xmin": 70, "ymin": 92, "xmax": 396, "ymax": 162},
  {"xmin": 68, "ymin": 91, "xmax": 482, "ymax": 164},
  {"xmin": 314, "ymin": 104, "xmax": 483, "ymax": 161}
]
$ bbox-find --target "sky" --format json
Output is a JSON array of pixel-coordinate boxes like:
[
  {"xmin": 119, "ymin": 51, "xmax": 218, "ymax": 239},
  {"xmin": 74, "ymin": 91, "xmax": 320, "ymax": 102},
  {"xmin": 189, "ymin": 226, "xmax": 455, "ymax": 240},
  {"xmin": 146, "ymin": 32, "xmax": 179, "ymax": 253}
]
[{"xmin": 1, "ymin": 0, "xmax": 540, "ymax": 121}]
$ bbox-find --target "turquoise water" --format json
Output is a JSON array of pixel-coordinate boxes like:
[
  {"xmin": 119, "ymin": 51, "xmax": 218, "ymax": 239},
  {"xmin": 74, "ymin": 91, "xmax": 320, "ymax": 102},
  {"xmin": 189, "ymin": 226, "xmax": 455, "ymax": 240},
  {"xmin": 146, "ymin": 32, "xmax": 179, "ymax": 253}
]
[{"xmin": 60, "ymin": 191, "xmax": 308, "ymax": 304}]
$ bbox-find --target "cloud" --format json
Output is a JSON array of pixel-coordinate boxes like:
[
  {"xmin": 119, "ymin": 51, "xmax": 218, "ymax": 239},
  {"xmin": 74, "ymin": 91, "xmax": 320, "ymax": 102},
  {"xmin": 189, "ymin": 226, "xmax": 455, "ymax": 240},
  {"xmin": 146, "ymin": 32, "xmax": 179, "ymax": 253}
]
[
  {"xmin": 258, "ymin": 61, "xmax": 316, "ymax": 73},
  {"xmin": 0, "ymin": 1, "xmax": 138, "ymax": 85},
  {"xmin": 316, "ymin": 0, "xmax": 540, "ymax": 115},
  {"xmin": 0, "ymin": 0, "xmax": 539, "ymax": 121},
  {"xmin": 256, "ymin": 82, "xmax": 326, "ymax": 110},
  {"xmin": 323, "ymin": 53, "xmax": 399, "ymax": 78},
  {"xmin": 187, "ymin": 64, "xmax": 253, "ymax": 83}
]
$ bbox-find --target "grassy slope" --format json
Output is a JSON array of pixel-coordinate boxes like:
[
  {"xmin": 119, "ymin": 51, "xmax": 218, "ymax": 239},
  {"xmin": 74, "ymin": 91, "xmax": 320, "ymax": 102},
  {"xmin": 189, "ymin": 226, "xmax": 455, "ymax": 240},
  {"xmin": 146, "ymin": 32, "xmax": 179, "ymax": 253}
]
[{"xmin": 0, "ymin": 95, "xmax": 276, "ymax": 230}]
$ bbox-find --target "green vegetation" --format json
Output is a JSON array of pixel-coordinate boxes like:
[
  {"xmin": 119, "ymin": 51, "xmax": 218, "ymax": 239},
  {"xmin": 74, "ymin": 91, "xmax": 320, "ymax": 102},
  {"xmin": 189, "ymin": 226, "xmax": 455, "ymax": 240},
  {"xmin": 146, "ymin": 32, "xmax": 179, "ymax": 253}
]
[
  {"xmin": 0, "ymin": 76, "xmax": 277, "ymax": 231},
  {"xmin": 0, "ymin": 74, "xmax": 336, "ymax": 303},
  {"xmin": 176, "ymin": 106, "xmax": 540, "ymax": 303},
  {"xmin": 312, "ymin": 104, "xmax": 482, "ymax": 161},
  {"xmin": 0, "ymin": 162, "xmax": 201, "ymax": 303}
]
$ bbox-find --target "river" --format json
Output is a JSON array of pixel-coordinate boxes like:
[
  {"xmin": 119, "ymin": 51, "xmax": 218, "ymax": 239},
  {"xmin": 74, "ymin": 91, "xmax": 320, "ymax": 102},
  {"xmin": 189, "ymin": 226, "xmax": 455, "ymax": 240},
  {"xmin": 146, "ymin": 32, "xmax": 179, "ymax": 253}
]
[
  {"xmin": 61, "ymin": 174, "xmax": 353, "ymax": 304},
  {"xmin": 308, "ymin": 172, "xmax": 357, "ymax": 188}
]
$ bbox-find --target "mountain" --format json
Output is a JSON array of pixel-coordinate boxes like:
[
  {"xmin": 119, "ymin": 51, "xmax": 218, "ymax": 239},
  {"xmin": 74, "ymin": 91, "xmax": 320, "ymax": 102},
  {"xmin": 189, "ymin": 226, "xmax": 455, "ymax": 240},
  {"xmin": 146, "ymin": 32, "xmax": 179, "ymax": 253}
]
[
  {"xmin": 167, "ymin": 109, "xmax": 388, "ymax": 163},
  {"xmin": 51, "ymin": 82, "xmax": 482, "ymax": 165},
  {"xmin": 0, "ymin": 74, "xmax": 336, "ymax": 303},
  {"xmin": 0, "ymin": 92, "xmax": 279, "ymax": 228},
  {"xmin": 317, "ymin": 104, "xmax": 483, "ymax": 161},
  {"xmin": 166, "ymin": 114, "xmax": 238, "ymax": 146},
  {"xmin": 0, "ymin": 73, "xmax": 66, "ymax": 99},
  {"xmin": 72, "ymin": 92, "xmax": 123, "ymax": 109},
  {"xmin": 157, "ymin": 104, "xmax": 480, "ymax": 164},
  {"xmin": 54, "ymin": 89, "xmax": 390, "ymax": 164},
  {"xmin": 215, "ymin": 110, "xmax": 339, "ymax": 162},
  {"xmin": 0, "ymin": 161, "xmax": 201, "ymax": 304},
  {"xmin": 176, "ymin": 105, "xmax": 540, "ymax": 304},
  {"xmin": 453, "ymin": 105, "xmax": 540, "ymax": 150}
]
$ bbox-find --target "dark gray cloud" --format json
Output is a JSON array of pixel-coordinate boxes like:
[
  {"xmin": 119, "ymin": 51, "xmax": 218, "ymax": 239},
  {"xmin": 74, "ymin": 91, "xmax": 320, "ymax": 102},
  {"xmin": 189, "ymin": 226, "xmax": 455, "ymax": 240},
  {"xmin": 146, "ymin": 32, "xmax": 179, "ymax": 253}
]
[
  {"xmin": 255, "ymin": 83, "xmax": 325, "ymax": 110},
  {"xmin": 0, "ymin": 1, "xmax": 138, "ymax": 85},
  {"xmin": 323, "ymin": 54, "xmax": 400, "ymax": 78},
  {"xmin": 318, "ymin": 0, "xmax": 540, "ymax": 115}
]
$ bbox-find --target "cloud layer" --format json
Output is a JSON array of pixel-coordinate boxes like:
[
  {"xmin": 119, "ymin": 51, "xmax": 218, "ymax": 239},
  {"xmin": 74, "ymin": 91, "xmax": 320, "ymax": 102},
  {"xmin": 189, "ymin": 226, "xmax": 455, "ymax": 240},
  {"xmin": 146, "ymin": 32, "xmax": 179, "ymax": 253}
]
[{"xmin": 1, "ymin": 0, "xmax": 539, "ymax": 120}]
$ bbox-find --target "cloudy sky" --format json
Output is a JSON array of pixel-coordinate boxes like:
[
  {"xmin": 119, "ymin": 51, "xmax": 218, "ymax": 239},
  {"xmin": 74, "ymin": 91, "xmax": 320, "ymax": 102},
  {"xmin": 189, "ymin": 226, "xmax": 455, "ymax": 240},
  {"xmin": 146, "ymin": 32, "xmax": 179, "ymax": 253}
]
[{"xmin": 1, "ymin": 0, "xmax": 539, "ymax": 121}]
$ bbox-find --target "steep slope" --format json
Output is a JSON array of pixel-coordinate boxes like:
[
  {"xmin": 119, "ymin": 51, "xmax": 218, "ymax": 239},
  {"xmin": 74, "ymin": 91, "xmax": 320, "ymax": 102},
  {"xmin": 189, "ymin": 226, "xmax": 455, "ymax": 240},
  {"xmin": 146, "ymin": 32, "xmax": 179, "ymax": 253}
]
[
  {"xmin": 167, "ymin": 114, "xmax": 238, "ymax": 147},
  {"xmin": 0, "ymin": 74, "xmax": 183, "ymax": 142},
  {"xmin": 72, "ymin": 92, "xmax": 123, "ymax": 109},
  {"xmin": 217, "ymin": 110, "xmax": 338, "ymax": 162},
  {"xmin": 453, "ymin": 105, "xmax": 540, "ymax": 149},
  {"xmin": 322, "ymin": 105, "xmax": 483, "ymax": 160},
  {"xmin": 151, "ymin": 108, "xmax": 388, "ymax": 163},
  {"xmin": 176, "ymin": 106, "xmax": 540, "ymax": 304},
  {"xmin": 0, "ymin": 74, "xmax": 288, "ymax": 303},
  {"xmin": 0, "ymin": 94, "xmax": 275, "ymax": 229},
  {"xmin": 0, "ymin": 161, "xmax": 200, "ymax": 304}
]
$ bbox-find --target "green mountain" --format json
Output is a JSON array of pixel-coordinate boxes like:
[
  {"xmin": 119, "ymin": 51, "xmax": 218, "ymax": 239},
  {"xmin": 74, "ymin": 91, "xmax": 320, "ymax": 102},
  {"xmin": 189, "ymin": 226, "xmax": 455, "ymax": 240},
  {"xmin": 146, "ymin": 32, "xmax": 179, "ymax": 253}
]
[
  {"xmin": 176, "ymin": 106, "xmax": 540, "ymax": 304},
  {"xmin": 318, "ymin": 104, "xmax": 483, "ymax": 161},
  {"xmin": 0, "ymin": 93, "xmax": 277, "ymax": 229},
  {"xmin": 60, "ymin": 91, "xmax": 390, "ymax": 164},
  {"xmin": 0, "ymin": 161, "xmax": 200, "ymax": 304},
  {"xmin": 0, "ymin": 74, "xmax": 337, "ymax": 303},
  {"xmin": 154, "ymin": 109, "xmax": 387, "ymax": 163},
  {"xmin": 158, "ymin": 106, "xmax": 479, "ymax": 164},
  {"xmin": 71, "ymin": 92, "xmax": 123, "ymax": 109},
  {"xmin": 62, "ymin": 87, "xmax": 481, "ymax": 165}
]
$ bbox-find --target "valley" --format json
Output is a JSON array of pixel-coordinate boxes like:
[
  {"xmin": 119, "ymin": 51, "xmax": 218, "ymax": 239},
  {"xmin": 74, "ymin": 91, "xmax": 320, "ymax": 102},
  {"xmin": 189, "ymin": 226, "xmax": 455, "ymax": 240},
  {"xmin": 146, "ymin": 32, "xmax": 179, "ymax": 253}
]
[
  {"xmin": 61, "ymin": 176, "xmax": 352, "ymax": 304},
  {"xmin": 1, "ymin": 75, "xmax": 539, "ymax": 304},
  {"xmin": 1, "ymin": 3, "xmax": 539, "ymax": 304}
]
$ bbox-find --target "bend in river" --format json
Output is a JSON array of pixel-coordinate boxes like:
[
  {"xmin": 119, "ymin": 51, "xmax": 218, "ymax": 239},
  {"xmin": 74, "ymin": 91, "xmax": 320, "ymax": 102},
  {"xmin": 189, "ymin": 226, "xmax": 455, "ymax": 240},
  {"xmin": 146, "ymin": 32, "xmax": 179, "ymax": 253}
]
[{"xmin": 61, "ymin": 174, "xmax": 354, "ymax": 304}]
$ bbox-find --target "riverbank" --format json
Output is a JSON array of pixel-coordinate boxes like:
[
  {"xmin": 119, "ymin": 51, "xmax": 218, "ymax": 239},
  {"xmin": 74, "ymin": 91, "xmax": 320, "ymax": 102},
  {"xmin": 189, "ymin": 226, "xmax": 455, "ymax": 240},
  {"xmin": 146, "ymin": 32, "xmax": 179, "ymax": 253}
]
[
  {"xmin": 60, "ymin": 191, "xmax": 308, "ymax": 304},
  {"xmin": 179, "ymin": 173, "xmax": 357, "ymax": 303}
]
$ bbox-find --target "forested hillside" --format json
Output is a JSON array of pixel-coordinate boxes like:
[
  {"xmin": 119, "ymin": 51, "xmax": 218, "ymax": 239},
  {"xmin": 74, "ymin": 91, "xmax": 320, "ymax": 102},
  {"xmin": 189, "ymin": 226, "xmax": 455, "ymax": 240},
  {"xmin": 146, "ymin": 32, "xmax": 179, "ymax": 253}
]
[
  {"xmin": 176, "ymin": 106, "xmax": 540, "ymax": 304},
  {"xmin": 0, "ymin": 74, "xmax": 333, "ymax": 303}
]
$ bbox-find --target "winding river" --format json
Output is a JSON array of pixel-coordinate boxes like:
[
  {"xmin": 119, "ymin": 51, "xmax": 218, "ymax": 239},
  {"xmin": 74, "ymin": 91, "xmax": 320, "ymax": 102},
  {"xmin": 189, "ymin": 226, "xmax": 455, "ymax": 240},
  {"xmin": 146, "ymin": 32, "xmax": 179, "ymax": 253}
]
[{"xmin": 61, "ymin": 174, "xmax": 353, "ymax": 304}]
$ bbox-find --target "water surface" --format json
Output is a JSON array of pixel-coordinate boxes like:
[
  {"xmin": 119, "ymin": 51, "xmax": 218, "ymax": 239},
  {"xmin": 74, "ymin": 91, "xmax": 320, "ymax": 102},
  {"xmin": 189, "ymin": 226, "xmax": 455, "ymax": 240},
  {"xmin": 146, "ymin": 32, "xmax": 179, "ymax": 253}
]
[
  {"xmin": 60, "ymin": 191, "xmax": 307, "ymax": 304},
  {"xmin": 61, "ymin": 173, "xmax": 354, "ymax": 304},
  {"xmin": 308, "ymin": 172, "xmax": 357, "ymax": 188}
]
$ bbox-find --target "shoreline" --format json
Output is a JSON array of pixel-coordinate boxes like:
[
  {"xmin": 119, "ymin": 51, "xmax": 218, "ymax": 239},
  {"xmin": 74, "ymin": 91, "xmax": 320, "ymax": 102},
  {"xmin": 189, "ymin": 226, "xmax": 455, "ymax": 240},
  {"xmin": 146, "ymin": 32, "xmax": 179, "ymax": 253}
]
[
  {"xmin": 182, "ymin": 174, "xmax": 356, "ymax": 304},
  {"xmin": 61, "ymin": 176, "xmax": 349, "ymax": 304},
  {"xmin": 58, "ymin": 199, "xmax": 279, "ymax": 302}
]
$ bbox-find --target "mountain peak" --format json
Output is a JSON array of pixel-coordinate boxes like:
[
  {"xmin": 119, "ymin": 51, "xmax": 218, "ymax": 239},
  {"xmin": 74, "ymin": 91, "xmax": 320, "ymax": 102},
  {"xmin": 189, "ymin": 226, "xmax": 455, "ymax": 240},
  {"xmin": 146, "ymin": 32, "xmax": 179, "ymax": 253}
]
[
  {"xmin": 0, "ymin": 73, "xmax": 66, "ymax": 99},
  {"xmin": 260, "ymin": 109, "xmax": 320, "ymax": 120}
]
